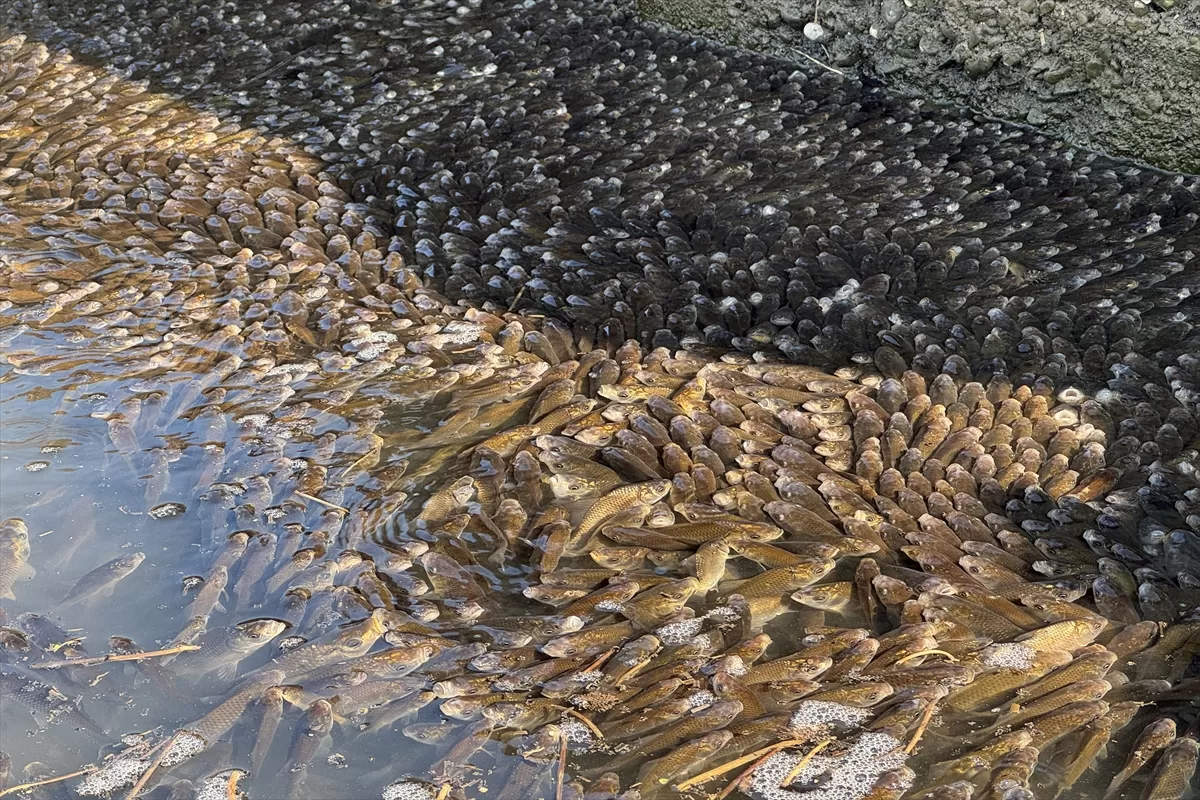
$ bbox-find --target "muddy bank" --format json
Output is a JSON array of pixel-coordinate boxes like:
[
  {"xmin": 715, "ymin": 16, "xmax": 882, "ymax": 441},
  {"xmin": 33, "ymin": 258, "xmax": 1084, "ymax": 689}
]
[{"xmin": 640, "ymin": 0, "xmax": 1200, "ymax": 173}]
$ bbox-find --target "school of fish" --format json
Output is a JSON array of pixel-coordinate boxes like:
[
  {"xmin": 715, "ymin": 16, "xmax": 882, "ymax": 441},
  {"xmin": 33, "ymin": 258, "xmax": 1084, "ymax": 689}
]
[{"xmin": 1, "ymin": 0, "xmax": 1199, "ymax": 799}]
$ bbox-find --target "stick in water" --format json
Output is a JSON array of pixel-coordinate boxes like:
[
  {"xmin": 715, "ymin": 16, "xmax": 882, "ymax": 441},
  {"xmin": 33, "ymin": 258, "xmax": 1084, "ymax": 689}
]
[
  {"xmin": 0, "ymin": 767, "xmax": 97, "ymax": 798},
  {"xmin": 124, "ymin": 732, "xmax": 179, "ymax": 800},
  {"xmin": 675, "ymin": 738, "xmax": 809, "ymax": 792},
  {"xmin": 31, "ymin": 643, "xmax": 200, "ymax": 669}
]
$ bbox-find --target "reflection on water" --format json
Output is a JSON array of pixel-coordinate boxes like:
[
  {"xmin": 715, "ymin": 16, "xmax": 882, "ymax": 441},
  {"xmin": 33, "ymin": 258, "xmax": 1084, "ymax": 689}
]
[{"xmin": 1, "ymin": 1, "xmax": 1200, "ymax": 798}]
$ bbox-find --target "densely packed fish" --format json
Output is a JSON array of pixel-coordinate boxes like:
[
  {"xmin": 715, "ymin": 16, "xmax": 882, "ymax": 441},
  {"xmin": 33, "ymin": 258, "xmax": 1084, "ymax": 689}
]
[{"xmin": 0, "ymin": 0, "xmax": 1199, "ymax": 798}]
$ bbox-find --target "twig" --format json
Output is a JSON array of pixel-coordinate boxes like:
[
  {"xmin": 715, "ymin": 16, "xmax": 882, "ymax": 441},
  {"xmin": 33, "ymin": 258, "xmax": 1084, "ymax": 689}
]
[
  {"xmin": 781, "ymin": 737, "xmax": 833, "ymax": 787},
  {"xmin": 226, "ymin": 770, "xmax": 242, "ymax": 800},
  {"xmin": 124, "ymin": 733, "xmax": 177, "ymax": 800},
  {"xmin": 555, "ymin": 731, "xmax": 568, "ymax": 800},
  {"xmin": 435, "ymin": 784, "xmax": 451, "ymax": 800},
  {"xmin": 893, "ymin": 649, "xmax": 958, "ymax": 667},
  {"xmin": 906, "ymin": 698, "xmax": 940, "ymax": 754},
  {"xmin": 716, "ymin": 742, "xmax": 790, "ymax": 800},
  {"xmin": 31, "ymin": 643, "xmax": 199, "ymax": 669},
  {"xmin": 794, "ymin": 49, "xmax": 845, "ymax": 76},
  {"xmin": 294, "ymin": 491, "xmax": 350, "ymax": 513},
  {"xmin": 581, "ymin": 647, "xmax": 618, "ymax": 673},
  {"xmin": 507, "ymin": 285, "xmax": 527, "ymax": 313},
  {"xmin": 0, "ymin": 767, "xmax": 96, "ymax": 798},
  {"xmin": 675, "ymin": 738, "xmax": 809, "ymax": 792},
  {"xmin": 560, "ymin": 708, "xmax": 604, "ymax": 739}
]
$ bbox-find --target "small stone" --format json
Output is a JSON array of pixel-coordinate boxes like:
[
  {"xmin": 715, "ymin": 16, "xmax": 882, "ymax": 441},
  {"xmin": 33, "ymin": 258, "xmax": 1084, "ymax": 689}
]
[
  {"xmin": 780, "ymin": 7, "xmax": 807, "ymax": 27},
  {"xmin": 1044, "ymin": 65, "xmax": 1072, "ymax": 83},
  {"xmin": 1027, "ymin": 107, "xmax": 1048, "ymax": 125},
  {"xmin": 964, "ymin": 54, "xmax": 995, "ymax": 78},
  {"xmin": 804, "ymin": 22, "xmax": 826, "ymax": 41},
  {"xmin": 1085, "ymin": 59, "xmax": 1104, "ymax": 77}
]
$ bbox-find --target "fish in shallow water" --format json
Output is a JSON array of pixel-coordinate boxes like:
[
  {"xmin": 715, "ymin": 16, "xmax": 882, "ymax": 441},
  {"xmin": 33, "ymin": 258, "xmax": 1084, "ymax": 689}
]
[
  {"xmin": 59, "ymin": 552, "xmax": 145, "ymax": 609},
  {"xmin": 0, "ymin": 519, "xmax": 33, "ymax": 602},
  {"xmin": 171, "ymin": 618, "xmax": 289, "ymax": 682}
]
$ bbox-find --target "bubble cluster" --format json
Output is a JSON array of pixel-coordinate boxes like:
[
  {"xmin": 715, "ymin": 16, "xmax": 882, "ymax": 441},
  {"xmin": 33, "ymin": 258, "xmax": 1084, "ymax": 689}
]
[{"xmin": 751, "ymin": 732, "xmax": 910, "ymax": 800}]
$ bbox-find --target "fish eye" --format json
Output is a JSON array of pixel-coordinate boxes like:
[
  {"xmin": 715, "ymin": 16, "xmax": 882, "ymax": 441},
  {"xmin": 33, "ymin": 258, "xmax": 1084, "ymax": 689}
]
[
  {"xmin": 967, "ymin": 565, "xmax": 981, "ymax": 573},
  {"xmin": 347, "ymin": 638, "xmax": 363, "ymax": 648},
  {"xmin": 248, "ymin": 632, "xmax": 261, "ymax": 640}
]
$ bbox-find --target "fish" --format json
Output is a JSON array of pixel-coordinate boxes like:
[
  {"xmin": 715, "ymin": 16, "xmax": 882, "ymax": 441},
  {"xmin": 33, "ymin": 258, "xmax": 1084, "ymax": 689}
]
[
  {"xmin": 171, "ymin": 618, "xmax": 289, "ymax": 682},
  {"xmin": 0, "ymin": 520, "xmax": 33, "ymax": 602},
  {"xmin": 574, "ymin": 480, "xmax": 671, "ymax": 540},
  {"xmin": 232, "ymin": 532, "xmax": 277, "ymax": 612},
  {"xmin": 723, "ymin": 558, "xmax": 835, "ymax": 597},
  {"xmin": 792, "ymin": 582, "xmax": 855, "ymax": 612},
  {"xmin": 254, "ymin": 608, "xmax": 393, "ymax": 679},
  {"xmin": 1138, "ymin": 735, "xmax": 1199, "ymax": 800},
  {"xmin": 284, "ymin": 698, "xmax": 333, "ymax": 794},
  {"xmin": 0, "ymin": 664, "xmax": 107, "ymax": 738},
  {"xmin": 1105, "ymin": 717, "xmax": 1177, "ymax": 798},
  {"xmin": 59, "ymin": 552, "xmax": 145, "ymax": 609},
  {"xmin": 636, "ymin": 730, "xmax": 733, "ymax": 797},
  {"xmin": 183, "ymin": 669, "xmax": 287, "ymax": 744},
  {"xmin": 185, "ymin": 565, "xmax": 229, "ymax": 619},
  {"xmin": 249, "ymin": 685, "xmax": 285, "ymax": 776}
]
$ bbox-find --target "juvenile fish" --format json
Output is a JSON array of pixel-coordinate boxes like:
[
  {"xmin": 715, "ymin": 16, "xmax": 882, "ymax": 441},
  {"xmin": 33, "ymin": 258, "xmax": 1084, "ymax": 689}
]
[
  {"xmin": 284, "ymin": 699, "xmax": 333, "ymax": 794},
  {"xmin": 60, "ymin": 552, "xmax": 145, "ymax": 609},
  {"xmin": 1139, "ymin": 735, "xmax": 1199, "ymax": 800},
  {"xmin": 0, "ymin": 520, "xmax": 33, "ymax": 601},
  {"xmin": 185, "ymin": 565, "xmax": 228, "ymax": 619},
  {"xmin": 249, "ymin": 686, "xmax": 285, "ymax": 776},
  {"xmin": 1104, "ymin": 717, "xmax": 1176, "ymax": 799},
  {"xmin": 575, "ymin": 480, "xmax": 671, "ymax": 540},
  {"xmin": 0, "ymin": 664, "xmax": 106, "ymax": 738},
  {"xmin": 172, "ymin": 619, "xmax": 288, "ymax": 682}
]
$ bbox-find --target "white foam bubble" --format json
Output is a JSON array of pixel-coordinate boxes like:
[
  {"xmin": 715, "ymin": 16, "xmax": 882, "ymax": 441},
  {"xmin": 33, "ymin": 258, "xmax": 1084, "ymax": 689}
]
[
  {"xmin": 382, "ymin": 780, "xmax": 438, "ymax": 800},
  {"xmin": 789, "ymin": 700, "xmax": 873, "ymax": 731},
  {"xmin": 77, "ymin": 758, "xmax": 149, "ymax": 796},
  {"xmin": 748, "ymin": 732, "xmax": 910, "ymax": 800},
  {"xmin": 980, "ymin": 642, "xmax": 1036, "ymax": 670},
  {"xmin": 653, "ymin": 617, "xmax": 704, "ymax": 645}
]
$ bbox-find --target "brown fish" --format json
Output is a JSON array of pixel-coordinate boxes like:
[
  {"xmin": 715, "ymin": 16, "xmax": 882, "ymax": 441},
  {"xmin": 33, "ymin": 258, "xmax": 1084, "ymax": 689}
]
[
  {"xmin": 1138, "ymin": 735, "xmax": 1198, "ymax": 800},
  {"xmin": 1105, "ymin": 717, "xmax": 1176, "ymax": 799},
  {"xmin": 575, "ymin": 480, "xmax": 672, "ymax": 540},
  {"xmin": 0, "ymin": 520, "xmax": 33, "ymax": 602}
]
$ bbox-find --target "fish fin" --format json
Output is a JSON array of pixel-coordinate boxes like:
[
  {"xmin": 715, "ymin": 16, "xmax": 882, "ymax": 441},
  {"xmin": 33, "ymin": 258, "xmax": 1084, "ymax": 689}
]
[
  {"xmin": 214, "ymin": 662, "xmax": 239, "ymax": 683},
  {"xmin": 213, "ymin": 599, "xmax": 227, "ymax": 614},
  {"xmin": 0, "ymin": 589, "xmax": 13, "ymax": 600},
  {"xmin": 15, "ymin": 562, "xmax": 35, "ymax": 580}
]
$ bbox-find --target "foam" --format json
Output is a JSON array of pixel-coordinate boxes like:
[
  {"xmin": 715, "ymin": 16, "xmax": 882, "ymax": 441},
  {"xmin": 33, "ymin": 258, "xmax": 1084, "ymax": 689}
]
[
  {"xmin": 980, "ymin": 642, "xmax": 1037, "ymax": 670},
  {"xmin": 748, "ymin": 732, "xmax": 910, "ymax": 800},
  {"xmin": 381, "ymin": 777, "xmax": 439, "ymax": 796},
  {"xmin": 196, "ymin": 770, "xmax": 246, "ymax": 800},
  {"xmin": 789, "ymin": 701, "xmax": 873, "ymax": 732},
  {"xmin": 653, "ymin": 617, "xmax": 704, "ymax": 645}
]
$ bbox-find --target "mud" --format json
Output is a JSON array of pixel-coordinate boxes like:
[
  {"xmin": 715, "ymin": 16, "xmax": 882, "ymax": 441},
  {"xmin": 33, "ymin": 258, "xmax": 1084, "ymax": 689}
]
[{"xmin": 640, "ymin": 0, "xmax": 1200, "ymax": 173}]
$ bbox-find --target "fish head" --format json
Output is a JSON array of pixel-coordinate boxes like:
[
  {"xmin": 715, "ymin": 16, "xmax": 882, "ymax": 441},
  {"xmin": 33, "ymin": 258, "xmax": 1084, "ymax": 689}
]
[
  {"xmin": 640, "ymin": 479, "xmax": 672, "ymax": 502},
  {"xmin": 791, "ymin": 582, "xmax": 852, "ymax": 610},
  {"xmin": 233, "ymin": 618, "xmax": 288, "ymax": 646},
  {"xmin": 116, "ymin": 552, "xmax": 147, "ymax": 572}
]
